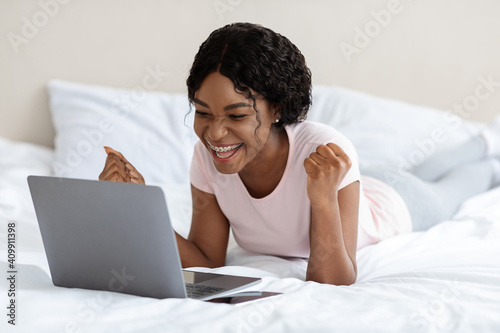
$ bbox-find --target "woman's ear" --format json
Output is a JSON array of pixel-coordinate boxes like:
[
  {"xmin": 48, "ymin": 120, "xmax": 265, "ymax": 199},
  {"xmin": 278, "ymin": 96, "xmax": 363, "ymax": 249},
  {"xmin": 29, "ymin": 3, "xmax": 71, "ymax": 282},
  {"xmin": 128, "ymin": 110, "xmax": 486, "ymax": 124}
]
[{"xmin": 272, "ymin": 103, "xmax": 283, "ymax": 120}]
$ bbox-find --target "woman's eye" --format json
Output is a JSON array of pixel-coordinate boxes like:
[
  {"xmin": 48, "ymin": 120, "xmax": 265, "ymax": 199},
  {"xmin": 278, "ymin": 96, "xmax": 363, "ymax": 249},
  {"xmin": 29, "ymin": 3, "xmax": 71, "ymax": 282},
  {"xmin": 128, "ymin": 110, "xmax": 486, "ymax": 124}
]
[
  {"xmin": 229, "ymin": 114, "xmax": 247, "ymax": 120},
  {"xmin": 195, "ymin": 110, "xmax": 210, "ymax": 117}
]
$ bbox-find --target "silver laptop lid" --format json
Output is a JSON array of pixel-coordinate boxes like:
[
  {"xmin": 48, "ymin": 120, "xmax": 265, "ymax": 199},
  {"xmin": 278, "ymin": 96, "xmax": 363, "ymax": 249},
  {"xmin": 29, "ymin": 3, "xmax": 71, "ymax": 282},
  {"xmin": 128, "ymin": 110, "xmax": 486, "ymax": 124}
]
[{"xmin": 28, "ymin": 176, "xmax": 187, "ymax": 299}]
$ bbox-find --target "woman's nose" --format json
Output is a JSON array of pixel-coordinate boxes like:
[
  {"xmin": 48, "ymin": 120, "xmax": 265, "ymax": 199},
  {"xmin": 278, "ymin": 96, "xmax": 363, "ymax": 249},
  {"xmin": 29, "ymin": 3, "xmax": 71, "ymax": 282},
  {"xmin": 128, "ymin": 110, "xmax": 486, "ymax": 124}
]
[{"xmin": 207, "ymin": 119, "xmax": 229, "ymax": 141}]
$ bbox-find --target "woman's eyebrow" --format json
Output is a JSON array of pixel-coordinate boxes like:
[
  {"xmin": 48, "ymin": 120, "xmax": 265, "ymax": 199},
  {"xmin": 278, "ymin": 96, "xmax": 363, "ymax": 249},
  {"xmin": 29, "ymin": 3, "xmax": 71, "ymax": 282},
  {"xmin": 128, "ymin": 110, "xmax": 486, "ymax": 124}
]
[
  {"xmin": 223, "ymin": 102, "xmax": 253, "ymax": 111},
  {"xmin": 193, "ymin": 98, "xmax": 253, "ymax": 111},
  {"xmin": 193, "ymin": 98, "xmax": 209, "ymax": 108}
]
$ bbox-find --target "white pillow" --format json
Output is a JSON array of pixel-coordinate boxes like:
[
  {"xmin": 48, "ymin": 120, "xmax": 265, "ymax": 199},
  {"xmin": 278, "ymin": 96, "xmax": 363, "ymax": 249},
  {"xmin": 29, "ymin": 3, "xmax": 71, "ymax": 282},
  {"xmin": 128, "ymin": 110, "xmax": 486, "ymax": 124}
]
[
  {"xmin": 48, "ymin": 80, "xmax": 479, "ymax": 188},
  {"xmin": 309, "ymin": 86, "xmax": 479, "ymax": 169},
  {"xmin": 48, "ymin": 79, "xmax": 197, "ymax": 187}
]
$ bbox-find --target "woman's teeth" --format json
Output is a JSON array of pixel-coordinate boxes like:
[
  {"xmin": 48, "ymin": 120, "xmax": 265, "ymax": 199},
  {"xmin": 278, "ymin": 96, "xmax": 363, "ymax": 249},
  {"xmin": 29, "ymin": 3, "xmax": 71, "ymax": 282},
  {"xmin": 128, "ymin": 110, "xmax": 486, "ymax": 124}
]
[{"xmin": 208, "ymin": 142, "xmax": 242, "ymax": 158}]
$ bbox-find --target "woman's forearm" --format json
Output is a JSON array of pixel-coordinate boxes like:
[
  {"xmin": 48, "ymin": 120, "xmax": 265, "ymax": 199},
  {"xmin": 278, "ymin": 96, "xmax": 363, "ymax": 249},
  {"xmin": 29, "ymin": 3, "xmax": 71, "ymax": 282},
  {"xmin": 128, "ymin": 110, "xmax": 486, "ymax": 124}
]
[
  {"xmin": 306, "ymin": 197, "xmax": 357, "ymax": 285},
  {"xmin": 175, "ymin": 232, "xmax": 219, "ymax": 268}
]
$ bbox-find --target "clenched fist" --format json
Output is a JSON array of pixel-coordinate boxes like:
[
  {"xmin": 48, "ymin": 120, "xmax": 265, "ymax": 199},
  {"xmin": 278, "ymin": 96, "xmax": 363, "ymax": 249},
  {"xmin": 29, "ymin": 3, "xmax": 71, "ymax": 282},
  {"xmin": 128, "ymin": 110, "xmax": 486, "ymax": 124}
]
[
  {"xmin": 303, "ymin": 143, "xmax": 351, "ymax": 205},
  {"xmin": 98, "ymin": 146, "xmax": 145, "ymax": 184}
]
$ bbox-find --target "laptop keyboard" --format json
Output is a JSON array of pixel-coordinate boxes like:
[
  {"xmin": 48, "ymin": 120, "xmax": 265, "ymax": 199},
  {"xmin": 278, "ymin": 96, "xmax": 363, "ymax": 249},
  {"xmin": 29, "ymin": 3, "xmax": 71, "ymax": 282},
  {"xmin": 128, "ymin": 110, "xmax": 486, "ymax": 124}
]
[{"xmin": 185, "ymin": 283, "xmax": 225, "ymax": 299}]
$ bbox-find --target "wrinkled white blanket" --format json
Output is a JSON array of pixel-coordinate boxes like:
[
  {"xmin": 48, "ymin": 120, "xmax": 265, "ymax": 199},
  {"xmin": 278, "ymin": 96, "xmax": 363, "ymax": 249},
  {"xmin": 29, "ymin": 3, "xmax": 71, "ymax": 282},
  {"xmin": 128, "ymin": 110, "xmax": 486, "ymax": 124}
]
[{"xmin": 1, "ymin": 86, "xmax": 500, "ymax": 332}]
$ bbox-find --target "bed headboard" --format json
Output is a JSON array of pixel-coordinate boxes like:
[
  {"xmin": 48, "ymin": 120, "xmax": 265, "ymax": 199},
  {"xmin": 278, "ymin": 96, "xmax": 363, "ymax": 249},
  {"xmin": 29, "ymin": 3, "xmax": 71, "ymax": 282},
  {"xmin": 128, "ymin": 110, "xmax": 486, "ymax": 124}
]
[{"xmin": 2, "ymin": 0, "xmax": 500, "ymax": 147}]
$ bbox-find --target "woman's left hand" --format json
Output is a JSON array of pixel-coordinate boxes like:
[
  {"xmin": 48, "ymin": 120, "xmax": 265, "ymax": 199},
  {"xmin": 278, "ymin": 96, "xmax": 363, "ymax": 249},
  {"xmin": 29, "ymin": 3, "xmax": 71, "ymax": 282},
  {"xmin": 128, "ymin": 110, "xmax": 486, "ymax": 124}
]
[{"xmin": 303, "ymin": 143, "xmax": 352, "ymax": 205}]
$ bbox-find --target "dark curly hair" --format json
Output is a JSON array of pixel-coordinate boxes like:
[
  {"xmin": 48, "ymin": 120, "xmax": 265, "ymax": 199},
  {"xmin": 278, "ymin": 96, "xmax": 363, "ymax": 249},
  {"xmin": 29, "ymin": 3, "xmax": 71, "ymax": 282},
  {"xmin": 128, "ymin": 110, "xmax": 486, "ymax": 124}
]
[{"xmin": 186, "ymin": 22, "xmax": 312, "ymax": 128}]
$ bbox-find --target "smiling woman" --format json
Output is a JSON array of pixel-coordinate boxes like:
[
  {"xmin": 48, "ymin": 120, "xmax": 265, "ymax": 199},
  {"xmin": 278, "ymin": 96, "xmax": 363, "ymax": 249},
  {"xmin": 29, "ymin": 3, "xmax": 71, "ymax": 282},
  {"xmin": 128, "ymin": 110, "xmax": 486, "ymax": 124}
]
[
  {"xmin": 98, "ymin": 22, "xmax": 500, "ymax": 286},
  {"xmin": 98, "ymin": 22, "xmax": 362, "ymax": 285},
  {"xmin": 192, "ymin": 72, "xmax": 284, "ymax": 179},
  {"xmin": 182, "ymin": 22, "xmax": 361, "ymax": 285}
]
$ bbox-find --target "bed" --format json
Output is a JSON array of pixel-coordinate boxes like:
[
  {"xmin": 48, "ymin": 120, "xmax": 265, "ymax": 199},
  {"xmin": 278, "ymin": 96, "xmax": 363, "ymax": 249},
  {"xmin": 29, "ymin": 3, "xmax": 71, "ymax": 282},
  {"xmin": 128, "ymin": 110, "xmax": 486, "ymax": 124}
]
[{"xmin": 1, "ymin": 80, "xmax": 500, "ymax": 333}]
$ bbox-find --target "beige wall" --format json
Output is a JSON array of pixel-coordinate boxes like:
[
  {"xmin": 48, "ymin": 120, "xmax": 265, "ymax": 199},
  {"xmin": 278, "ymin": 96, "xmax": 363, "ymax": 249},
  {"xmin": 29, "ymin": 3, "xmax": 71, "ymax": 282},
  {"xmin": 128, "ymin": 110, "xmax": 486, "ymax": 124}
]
[{"xmin": 1, "ymin": 0, "xmax": 500, "ymax": 147}]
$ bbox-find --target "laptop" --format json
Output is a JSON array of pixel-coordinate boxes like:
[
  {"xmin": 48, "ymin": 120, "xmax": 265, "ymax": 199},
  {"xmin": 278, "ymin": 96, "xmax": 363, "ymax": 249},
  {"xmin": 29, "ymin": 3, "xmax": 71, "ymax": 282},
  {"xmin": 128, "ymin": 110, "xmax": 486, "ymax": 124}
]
[{"xmin": 27, "ymin": 175, "xmax": 261, "ymax": 301}]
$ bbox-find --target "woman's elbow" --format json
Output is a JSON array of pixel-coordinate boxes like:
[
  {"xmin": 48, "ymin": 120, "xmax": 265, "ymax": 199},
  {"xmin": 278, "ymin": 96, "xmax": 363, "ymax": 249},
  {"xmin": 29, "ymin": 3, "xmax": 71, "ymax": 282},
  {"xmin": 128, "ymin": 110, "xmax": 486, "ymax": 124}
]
[{"xmin": 306, "ymin": 271, "xmax": 357, "ymax": 286}]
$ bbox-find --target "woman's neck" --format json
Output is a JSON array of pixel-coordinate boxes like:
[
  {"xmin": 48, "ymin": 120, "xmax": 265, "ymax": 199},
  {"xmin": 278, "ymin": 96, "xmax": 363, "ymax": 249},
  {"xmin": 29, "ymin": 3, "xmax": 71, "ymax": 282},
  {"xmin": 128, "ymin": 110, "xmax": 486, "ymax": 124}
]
[{"xmin": 238, "ymin": 128, "xmax": 289, "ymax": 198}]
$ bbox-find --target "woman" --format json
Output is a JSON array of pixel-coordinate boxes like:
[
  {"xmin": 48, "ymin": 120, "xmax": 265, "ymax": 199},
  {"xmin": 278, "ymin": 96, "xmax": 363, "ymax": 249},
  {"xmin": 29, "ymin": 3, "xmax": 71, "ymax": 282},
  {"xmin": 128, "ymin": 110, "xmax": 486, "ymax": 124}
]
[{"xmin": 99, "ymin": 22, "xmax": 500, "ymax": 286}]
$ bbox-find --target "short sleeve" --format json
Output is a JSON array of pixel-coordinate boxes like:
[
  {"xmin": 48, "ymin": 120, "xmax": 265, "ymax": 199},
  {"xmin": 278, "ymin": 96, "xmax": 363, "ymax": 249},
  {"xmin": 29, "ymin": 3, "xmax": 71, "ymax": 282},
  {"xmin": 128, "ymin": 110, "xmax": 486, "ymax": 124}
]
[{"xmin": 189, "ymin": 141, "xmax": 215, "ymax": 194}]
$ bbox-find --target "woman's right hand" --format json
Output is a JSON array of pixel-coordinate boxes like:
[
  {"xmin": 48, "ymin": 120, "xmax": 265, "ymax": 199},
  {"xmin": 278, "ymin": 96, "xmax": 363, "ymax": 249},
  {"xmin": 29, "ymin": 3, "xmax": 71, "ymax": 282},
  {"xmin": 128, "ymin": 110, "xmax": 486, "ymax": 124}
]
[{"xmin": 98, "ymin": 146, "xmax": 145, "ymax": 184}]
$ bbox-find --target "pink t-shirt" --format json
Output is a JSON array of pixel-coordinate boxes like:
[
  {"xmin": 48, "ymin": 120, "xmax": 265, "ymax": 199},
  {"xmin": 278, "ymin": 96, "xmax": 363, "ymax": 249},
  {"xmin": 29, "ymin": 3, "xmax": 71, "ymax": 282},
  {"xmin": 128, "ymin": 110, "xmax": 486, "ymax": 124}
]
[{"xmin": 190, "ymin": 121, "xmax": 412, "ymax": 258}]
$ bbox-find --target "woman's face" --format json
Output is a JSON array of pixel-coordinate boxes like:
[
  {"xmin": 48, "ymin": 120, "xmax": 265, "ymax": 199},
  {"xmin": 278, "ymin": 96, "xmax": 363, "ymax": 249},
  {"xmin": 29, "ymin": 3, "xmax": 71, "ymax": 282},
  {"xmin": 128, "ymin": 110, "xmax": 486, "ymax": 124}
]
[{"xmin": 193, "ymin": 72, "xmax": 279, "ymax": 175}]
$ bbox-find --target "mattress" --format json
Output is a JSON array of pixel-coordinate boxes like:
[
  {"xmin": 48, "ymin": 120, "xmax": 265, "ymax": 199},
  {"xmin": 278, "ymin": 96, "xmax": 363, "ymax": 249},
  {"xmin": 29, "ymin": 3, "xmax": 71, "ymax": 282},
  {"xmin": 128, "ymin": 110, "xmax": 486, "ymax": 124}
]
[{"xmin": 1, "ymin": 84, "xmax": 500, "ymax": 332}]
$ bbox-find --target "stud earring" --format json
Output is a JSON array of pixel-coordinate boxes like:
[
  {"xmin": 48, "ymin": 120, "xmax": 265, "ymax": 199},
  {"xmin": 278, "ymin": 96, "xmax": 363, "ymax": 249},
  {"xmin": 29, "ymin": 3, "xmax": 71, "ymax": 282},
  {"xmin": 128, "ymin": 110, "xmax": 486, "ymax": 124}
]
[{"xmin": 275, "ymin": 119, "xmax": 279, "ymax": 123}]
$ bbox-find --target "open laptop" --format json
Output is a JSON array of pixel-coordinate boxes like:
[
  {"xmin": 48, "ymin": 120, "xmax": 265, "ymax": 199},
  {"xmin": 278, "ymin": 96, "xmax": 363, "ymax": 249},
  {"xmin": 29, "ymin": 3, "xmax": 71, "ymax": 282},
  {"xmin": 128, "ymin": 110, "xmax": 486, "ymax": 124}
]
[{"xmin": 27, "ymin": 175, "xmax": 261, "ymax": 301}]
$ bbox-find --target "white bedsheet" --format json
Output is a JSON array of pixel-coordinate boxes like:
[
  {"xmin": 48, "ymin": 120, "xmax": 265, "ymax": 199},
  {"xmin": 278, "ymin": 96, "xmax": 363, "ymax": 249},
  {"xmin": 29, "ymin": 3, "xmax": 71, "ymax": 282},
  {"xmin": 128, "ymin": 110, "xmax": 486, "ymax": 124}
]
[{"xmin": 1, "ymin": 131, "xmax": 500, "ymax": 333}]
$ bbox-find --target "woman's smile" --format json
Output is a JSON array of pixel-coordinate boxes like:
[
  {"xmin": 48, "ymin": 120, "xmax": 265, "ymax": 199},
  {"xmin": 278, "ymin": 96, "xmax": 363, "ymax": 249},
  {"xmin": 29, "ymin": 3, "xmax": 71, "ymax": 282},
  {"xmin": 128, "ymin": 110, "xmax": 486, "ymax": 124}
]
[{"xmin": 207, "ymin": 141, "xmax": 244, "ymax": 160}]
